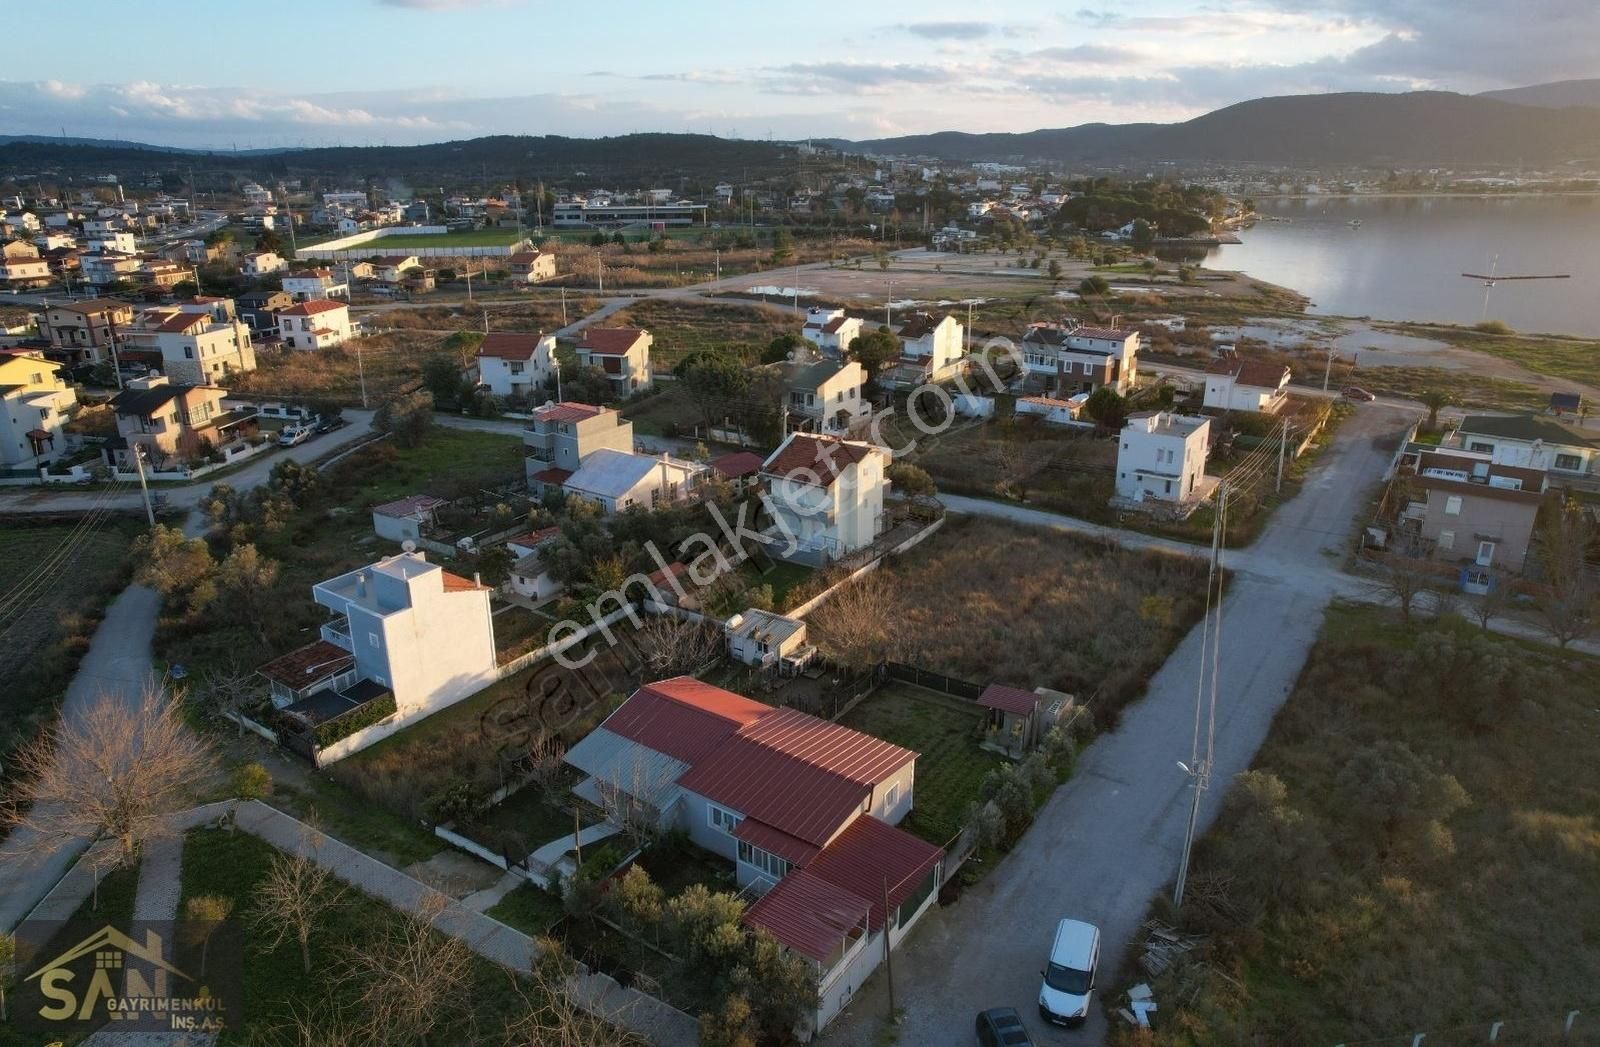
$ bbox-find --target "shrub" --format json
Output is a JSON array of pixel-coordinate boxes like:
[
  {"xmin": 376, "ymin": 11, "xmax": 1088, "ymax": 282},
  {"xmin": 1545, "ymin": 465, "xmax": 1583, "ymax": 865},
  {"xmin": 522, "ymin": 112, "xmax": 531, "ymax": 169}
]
[
  {"xmin": 311, "ymin": 693, "xmax": 397, "ymax": 748},
  {"xmin": 232, "ymin": 762, "xmax": 273, "ymax": 800}
]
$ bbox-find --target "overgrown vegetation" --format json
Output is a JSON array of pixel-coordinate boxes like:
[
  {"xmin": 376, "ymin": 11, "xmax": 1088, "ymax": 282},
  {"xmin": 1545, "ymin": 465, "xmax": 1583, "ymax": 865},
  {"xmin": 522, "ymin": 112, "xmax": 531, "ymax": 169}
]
[
  {"xmin": 808, "ymin": 516, "xmax": 1210, "ymax": 727},
  {"xmin": 1119, "ymin": 605, "xmax": 1600, "ymax": 1045}
]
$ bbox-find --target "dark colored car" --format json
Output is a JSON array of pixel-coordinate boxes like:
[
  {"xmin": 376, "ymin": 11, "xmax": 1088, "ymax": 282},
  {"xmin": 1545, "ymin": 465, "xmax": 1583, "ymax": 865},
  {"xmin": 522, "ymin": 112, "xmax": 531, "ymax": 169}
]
[
  {"xmin": 314, "ymin": 415, "xmax": 347, "ymax": 434},
  {"xmin": 976, "ymin": 1007, "xmax": 1035, "ymax": 1047},
  {"xmin": 1343, "ymin": 386, "xmax": 1377, "ymax": 402}
]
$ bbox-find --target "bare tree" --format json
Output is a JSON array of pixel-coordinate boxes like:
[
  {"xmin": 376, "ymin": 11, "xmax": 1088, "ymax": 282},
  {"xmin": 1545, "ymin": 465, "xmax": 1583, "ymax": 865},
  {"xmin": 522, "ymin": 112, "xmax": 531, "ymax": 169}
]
[
  {"xmin": 1534, "ymin": 502, "xmax": 1597, "ymax": 648},
  {"xmin": 1469, "ymin": 578, "xmax": 1516, "ymax": 632},
  {"xmin": 1, "ymin": 686, "xmax": 217, "ymax": 871},
  {"xmin": 197, "ymin": 662, "xmax": 264, "ymax": 736},
  {"xmin": 805, "ymin": 571, "xmax": 894, "ymax": 669},
  {"xmin": 633, "ymin": 614, "xmax": 724, "ymax": 678},
  {"xmin": 501, "ymin": 943, "xmax": 645, "ymax": 1047},
  {"xmin": 1366, "ymin": 544, "xmax": 1438, "ymax": 626},
  {"xmin": 593, "ymin": 752, "xmax": 669, "ymax": 853},
  {"xmin": 248, "ymin": 827, "xmax": 346, "ymax": 974},
  {"xmin": 334, "ymin": 891, "xmax": 475, "ymax": 1046}
]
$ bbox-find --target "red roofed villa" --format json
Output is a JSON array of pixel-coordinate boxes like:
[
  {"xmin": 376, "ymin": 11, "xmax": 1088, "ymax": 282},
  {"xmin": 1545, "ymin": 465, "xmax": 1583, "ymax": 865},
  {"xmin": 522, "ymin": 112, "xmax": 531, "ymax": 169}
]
[
  {"xmin": 275, "ymin": 298, "xmax": 355, "ymax": 351},
  {"xmin": 759, "ymin": 433, "xmax": 890, "ymax": 565},
  {"xmin": 574, "ymin": 326, "xmax": 653, "ymax": 395},
  {"xmin": 563, "ymin": 676, "xmax": 943, "ymax": 1029}
]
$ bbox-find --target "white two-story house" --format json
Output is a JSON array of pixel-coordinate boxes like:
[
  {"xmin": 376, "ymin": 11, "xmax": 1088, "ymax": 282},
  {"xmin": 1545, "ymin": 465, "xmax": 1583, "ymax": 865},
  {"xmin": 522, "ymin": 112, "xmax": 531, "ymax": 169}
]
[
  {"xmin": 1115, "ymin": 411, "xmax": 1213, "ymax": 505},
  {"xmin": 477, "ymin": 332, "xmax": 555, "ymax": 400},
  {"xmin": 277, "ymin": 299, "xmax": 354, "ymax": 350},
  {"xmin": 761, "ymin": 433, "xmax": 889, "ymax": 563},
  {"xmin": 800, "ymin": 307, "xmax": 863, "ymax": 355},
  {"xmin": 281, "ymin": 268, "xmax": 350, "ymax": 302},
  {"xmin": 0, "ymin": 351, "xmax": 77, "ymax": 469},
  {"xmin": 894, "ymin": 312, "xmax": 965, "ymax": 382},
  {"xmin": 575, "ymin": 326, "xmax": 653, "ymax": 396},
  {"xmin": 1447, "ymin": 414, "xmax": 1600, "ymax": 483},
  {"xmin": 786, "ymin": 359, "xmax": 868, "ymax": 436},
  {"xmin": 258, "ymin": 551, "xmax": 498, "ymax": 764}
]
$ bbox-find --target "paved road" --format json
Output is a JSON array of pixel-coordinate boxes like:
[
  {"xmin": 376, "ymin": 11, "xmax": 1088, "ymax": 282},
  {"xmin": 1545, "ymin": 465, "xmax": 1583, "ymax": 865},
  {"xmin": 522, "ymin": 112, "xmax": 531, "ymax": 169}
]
[
  {"xmin": 0, "ymin": 410, "xmax": 376, "ymax": 518},
  {"xmin": 823, "ymin": 405, "xmax": 1412, "ymax": 1046}
]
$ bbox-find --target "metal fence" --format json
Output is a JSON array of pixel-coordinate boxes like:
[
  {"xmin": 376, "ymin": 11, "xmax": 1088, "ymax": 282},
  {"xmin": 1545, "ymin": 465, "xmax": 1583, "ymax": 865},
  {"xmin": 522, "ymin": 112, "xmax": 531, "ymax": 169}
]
[{"xmin": 881, "ymin": 661, "xmax": 985, "ymax": 701}]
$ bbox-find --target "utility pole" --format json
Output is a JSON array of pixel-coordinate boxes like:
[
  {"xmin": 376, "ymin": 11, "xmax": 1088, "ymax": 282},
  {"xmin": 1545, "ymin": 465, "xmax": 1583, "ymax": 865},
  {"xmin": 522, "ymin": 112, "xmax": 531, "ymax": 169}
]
[
  {"xmin": 597, "ymin": 257, "xmax": 604, "ymax": 294},
  {"xmin": 966, "ymin": 301, "xmax": 973, "ymax": 356},
  {"xmin": 1174, "ymin": 482, "xmax": 1226, "ymax": 909},
  {"xmin": 107, "ymin": 313, "xmax": 126, "ymax": 390},
  {"xmin": 465, "ymin": 263, "xmax": 473, "ymax": 302},
  {"xmin": 714, "ymin": 247, "xmax": 721, "ymax": 283},
  {"xmin": 560, "ymin": 286, "xmax": 568, "ymax": 327},
  {"xmin": 1276, "ymin": 419, "xmax": 1289, "ymax": 493},
  {"xmin": 1322, "ymin": 346, "xmax": 1335, "ymax": 393},
  {"xmin": 882, "ymin": 877, "xmax": 896, "ymax": 1022},
  {"xmin": 356, "ymin": 339, "xmax": 368, "ymax": 408},
  {"xmin": 131, "ymin": 444, "xmax": 155, "ymax": 526},
  {"xmin": 885, "ymin": 281, "xmax": 893, "ymax": 330}
]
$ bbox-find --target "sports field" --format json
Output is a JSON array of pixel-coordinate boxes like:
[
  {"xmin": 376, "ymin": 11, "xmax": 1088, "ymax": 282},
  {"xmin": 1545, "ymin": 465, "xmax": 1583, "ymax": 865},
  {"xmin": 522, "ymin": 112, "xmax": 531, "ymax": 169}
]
[{"xmin": 335, "ymin": 228, "xmax": 523, "ymax": 251}]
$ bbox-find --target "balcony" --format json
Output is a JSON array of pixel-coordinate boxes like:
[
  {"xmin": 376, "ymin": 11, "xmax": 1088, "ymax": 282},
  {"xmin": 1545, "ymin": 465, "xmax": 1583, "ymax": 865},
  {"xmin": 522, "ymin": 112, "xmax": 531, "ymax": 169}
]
[{"xmin": 320, "ymin": 614, "xmax": 353, "ymax": 651}]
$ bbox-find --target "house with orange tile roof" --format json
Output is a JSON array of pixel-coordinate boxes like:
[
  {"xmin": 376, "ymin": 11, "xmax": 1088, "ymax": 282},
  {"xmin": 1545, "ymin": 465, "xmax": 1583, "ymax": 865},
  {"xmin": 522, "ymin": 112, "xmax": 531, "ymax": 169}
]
[
  {"xmin": 563, "ymin": 676, "xmax": 942, "ymax": 1030},
  {"xmin": 575, "ymin": 326, "xmax": 652, "ymax": 395},
  {"xmin": 476, "ymin": 332, "xmax": 555, "ymax": 399},
  {"xmin": 276, "ymin": 298, "xmax": 354, "ymax": 350},
  {"xmin": 258, "ymin": 550, "xmax": 498, "ymax": 764},
  {"xmin": 760, "ymin": 432, "xmax": 889, "ymax": 562}
]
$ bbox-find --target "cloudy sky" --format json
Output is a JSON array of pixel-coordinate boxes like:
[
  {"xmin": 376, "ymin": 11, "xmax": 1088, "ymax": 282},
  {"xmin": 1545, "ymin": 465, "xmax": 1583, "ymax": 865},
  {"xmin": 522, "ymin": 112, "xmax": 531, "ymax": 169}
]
[{"xmin": 4, "ymin": 0, "xmax": 1596, "ymax": 148}]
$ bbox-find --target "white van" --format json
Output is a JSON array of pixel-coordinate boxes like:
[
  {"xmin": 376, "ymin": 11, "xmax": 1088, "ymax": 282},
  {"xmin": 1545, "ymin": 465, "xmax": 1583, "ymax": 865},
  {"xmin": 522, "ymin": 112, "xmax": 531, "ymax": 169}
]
[{"xmin": 1038, "ymin": 918, "xmax": 1100, "ymax": 1027}]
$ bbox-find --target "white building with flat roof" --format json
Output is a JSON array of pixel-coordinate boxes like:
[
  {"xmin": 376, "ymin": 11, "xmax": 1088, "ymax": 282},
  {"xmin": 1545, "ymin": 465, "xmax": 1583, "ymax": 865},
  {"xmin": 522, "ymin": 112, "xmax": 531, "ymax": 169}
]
[{"xmin": 1115, "ymin": 411, "xmax": 1212, "ymax": 505}]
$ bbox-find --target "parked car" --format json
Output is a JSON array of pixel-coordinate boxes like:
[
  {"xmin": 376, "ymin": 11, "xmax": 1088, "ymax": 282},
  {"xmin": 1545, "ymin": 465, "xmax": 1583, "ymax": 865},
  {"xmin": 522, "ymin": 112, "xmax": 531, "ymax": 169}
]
[
  {"xmin": 313, "ymin": 415, "xmax": 346, "ymax": 434},
  {"xmin": 1038, "ymin": 918, "xmax": 1100, "ymax": 1027},
  {"xmin": 1343, "ymin": 385, "xmax": 1377, "ymax": 402},
  {"xmin": 277, "ymin": 424, "xmax": 313, "ymax": 447},
  {"xmin": 975, "ymin": 1007, "xmax": 1034, "ymax": 1046}
]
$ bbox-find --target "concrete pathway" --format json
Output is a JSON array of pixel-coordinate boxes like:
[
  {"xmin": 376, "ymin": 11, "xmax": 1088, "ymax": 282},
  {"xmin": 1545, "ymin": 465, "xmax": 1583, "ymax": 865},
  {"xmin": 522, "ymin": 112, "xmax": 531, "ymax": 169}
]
[
  {"xmin": 460, "ymin": 867, "xmax": 528, "ymax": 913},
  {"xmin": 131, "ymin": 836, "xmax": 184, "ymax": 923},
  {"xmin": 232, "ymin": 801, "xmax": 696, "ymax": 1046}
]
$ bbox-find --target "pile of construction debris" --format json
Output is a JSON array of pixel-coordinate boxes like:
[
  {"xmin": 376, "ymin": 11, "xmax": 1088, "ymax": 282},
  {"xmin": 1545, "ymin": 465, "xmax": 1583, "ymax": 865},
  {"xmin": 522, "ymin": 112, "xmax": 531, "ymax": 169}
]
[
  {"xmin": 1115, "ymin": 921, "xmax": 1206, "ymax": 1029},
  {"xmin": 1137, "ymin": 920, "xmax": 1202, "ymax": 979}
]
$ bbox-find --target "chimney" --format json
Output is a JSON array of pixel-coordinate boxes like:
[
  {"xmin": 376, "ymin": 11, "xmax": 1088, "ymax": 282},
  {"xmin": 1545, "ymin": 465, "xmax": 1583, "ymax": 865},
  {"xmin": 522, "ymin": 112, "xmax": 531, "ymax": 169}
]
[
  {"xmin": 355, "ymin": 571, "xmax": 367, "ymax": 598},
  {"xmin": 473, "ymin": 571, "xmax": 482, "ymax": 588}
]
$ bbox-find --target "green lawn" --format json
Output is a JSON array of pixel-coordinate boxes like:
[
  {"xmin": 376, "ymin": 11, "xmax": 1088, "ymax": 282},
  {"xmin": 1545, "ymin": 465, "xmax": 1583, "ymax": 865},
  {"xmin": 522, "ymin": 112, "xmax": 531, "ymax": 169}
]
[
  {"xmin": 759, "ymin": 561, "xmax": 815, "ymax": 609},
  {"xmin": 334, "ymin": 229, "xmax": 524, "ymax": 251},
  {"xmin": 268, "ymin": 777, "xmax": 441, "ymax": 867},
  {"xmin": 177, "ymin": 827, "xmax": 531, "ymax": 1043},
  {"xmin": 485, "ymin": 883, "xmax": 566, "ymax": 937},
  {"xmin": 838, "ymin": 683, "xmax": 1004, "ymax": 846}
]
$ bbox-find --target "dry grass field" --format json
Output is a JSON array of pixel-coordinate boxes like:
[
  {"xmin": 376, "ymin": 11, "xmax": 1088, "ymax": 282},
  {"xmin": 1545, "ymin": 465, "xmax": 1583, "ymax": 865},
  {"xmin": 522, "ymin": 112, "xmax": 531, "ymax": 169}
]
[
  {"xmin": 548, "ymin": 234, "xmax": 880, "ymax": 290},
  {"xmin": 227, "ymin": 331, "xmax": 443, "ymax": 405},
  {"xmin": 808, "ymin": 515, "xmax": 1210, "ymax": 724},
  {"xmin": 1120, "ymin": 605, "xmax": 1600, "ymax": 1046},
  {"xmin": 607, "ymin": 298, "xmax": 796, "ymax": 369}
]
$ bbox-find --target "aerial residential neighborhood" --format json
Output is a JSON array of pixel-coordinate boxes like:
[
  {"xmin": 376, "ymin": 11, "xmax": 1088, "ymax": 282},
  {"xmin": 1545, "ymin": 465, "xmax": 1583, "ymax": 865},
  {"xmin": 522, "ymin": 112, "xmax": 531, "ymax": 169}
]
[{"xmin": 0, "ymin": 5, "xmax": 1598, "ymax": 1047}]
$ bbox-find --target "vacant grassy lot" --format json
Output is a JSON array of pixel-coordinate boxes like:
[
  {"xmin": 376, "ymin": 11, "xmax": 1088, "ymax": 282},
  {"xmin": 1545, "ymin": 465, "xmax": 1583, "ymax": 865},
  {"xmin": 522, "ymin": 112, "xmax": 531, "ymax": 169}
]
[
  {"xmin": 912, "ymin": 416, "xmax": 1118, "ymax": 516},
  {"xmin": 1384, "ymin": 320, "xmax": 1600, "ymax": 387},
  {"xmin": 809, "ymin": 516, "xmax": 1210, "ymax": 725},
  {"xmin": 374, "ymin": 297, "xmax": 599, "ymax": 334},
  {"xmin": 330, "ymin": 622, "xmax": 648, "ymax": 823},
  {"xmin": 838, "ymin": 683, "xmax": 1004, "ymax": 846},
  {"xmin": 228, "ymin": 331, "xmax": 444, "ymax": 406},
  {"xmin": 0, "ymin": 520, "xmax": 137, "ymax": 774},
  {"xmin": 1121, "ymin": 605, "xmax": 1600, "ymax": 1046},
  {"xmin": 607, "ymin": 298, "xmax": 795, "ymax": 370},
  {"xmin": 1346, "ymin": 364, "xmax": 1550, "ymax": 412},
  {"xmin": 552, "ymin": 234, "xmax": 879, "ymax": 290},
  {"xmin": 176, "ymin": 827, "xmax": 535, "ymax": 1044}
]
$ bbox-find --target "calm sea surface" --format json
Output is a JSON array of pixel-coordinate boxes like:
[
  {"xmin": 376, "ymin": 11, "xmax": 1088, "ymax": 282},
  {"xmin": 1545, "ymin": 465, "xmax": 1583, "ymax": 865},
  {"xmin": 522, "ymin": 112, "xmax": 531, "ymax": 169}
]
[{"xmin": 1200, "ymin": 195, "xmax": 1600, "ymax": 338}]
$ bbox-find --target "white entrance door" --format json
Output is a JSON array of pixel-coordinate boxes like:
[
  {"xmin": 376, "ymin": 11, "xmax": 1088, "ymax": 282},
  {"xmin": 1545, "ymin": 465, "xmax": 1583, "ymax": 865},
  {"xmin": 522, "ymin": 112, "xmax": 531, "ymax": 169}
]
[{"xmin": 1475, "ymin": 541, "xmax": 1496, "ymax": 567}]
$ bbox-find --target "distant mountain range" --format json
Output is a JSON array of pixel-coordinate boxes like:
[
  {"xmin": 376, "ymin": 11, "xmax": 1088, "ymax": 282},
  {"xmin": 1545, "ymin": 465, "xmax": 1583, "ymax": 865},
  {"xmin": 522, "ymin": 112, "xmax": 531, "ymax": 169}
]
[
  {"xmin": 844, "ymin": 91, "xmax": 1600, "ymax": 167},
  {"xmin": 6, "ymin": 85, "xmax": 1600, "ymax": 180},
  {"xmin": 1478, "ymin": 78, "xmax": 1600, "ymax": 110}
]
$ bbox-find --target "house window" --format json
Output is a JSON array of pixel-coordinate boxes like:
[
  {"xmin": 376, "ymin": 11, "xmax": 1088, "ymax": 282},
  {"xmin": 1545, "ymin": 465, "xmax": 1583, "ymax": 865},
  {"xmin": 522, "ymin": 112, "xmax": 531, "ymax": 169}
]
[
  {"xmin": 707, "ymin": 803, "xmax": 742, "ymax": 835},
  {"xmin": 368, "ymin": 632, "xmax": 380, "ymax": 649},
  {"xmin": 736, "ymin": 841, "xmax": 792, "ymax": 879},
  {"xmin": 1438, "ymin": 530, "xmax": 1455, "ymax": 551},
  {"xmin": 1443, "ymin": 495, "xmax": 1462, "ymax": 516},
  {"xmin": 882, "ymin": 782, "xmax": 899, "ymax": 810},
  {"xmin": 1468, "ymin": 441, "xmax": 1493, "ymax": 454},
  {"xmin": 1554, "ymin": 453, "xmax": 1582, "ymax": 471}
]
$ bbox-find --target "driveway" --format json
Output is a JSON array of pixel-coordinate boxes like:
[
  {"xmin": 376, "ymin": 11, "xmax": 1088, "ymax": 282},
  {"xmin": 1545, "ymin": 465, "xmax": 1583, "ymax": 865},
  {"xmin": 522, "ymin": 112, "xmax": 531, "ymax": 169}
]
[{"xmin": 823, "ymin": 405, "xmax": 1413, "ymax": 1046}]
